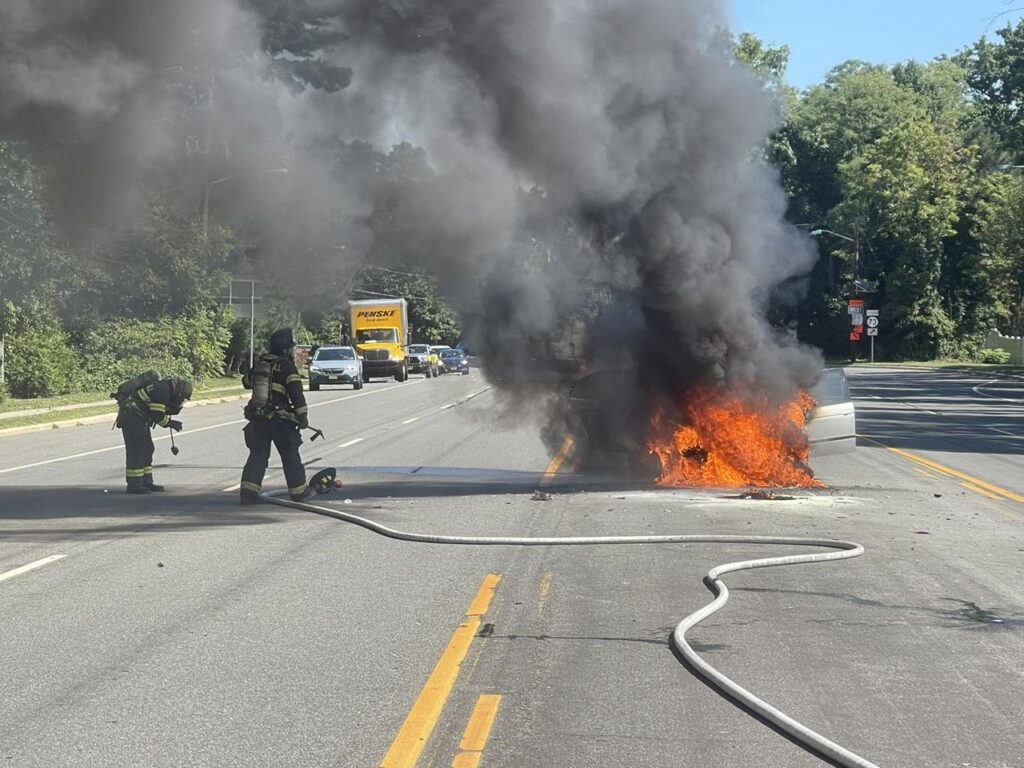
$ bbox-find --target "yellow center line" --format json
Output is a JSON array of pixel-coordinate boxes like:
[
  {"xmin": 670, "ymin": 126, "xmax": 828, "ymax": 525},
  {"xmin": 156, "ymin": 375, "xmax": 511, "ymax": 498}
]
[
  {"xmin": 537, "ymin": 571, "xmax": 554, "ymax": 617},
  {"xmin": 380, "ymin": 574, "xmax": 502, "ymax": 768},
  {"xmin": 960, "ymin": 481, "xmax": 1003, "ymax": 501},
  {"xmin": 540, "ymin": 436, "xmax": 574, "ymax": 488},
  {"xmin": 452, "ymin": 694, "xmax": 502, "ymax": 768},
  {"xmin": 885, "ymin": 446, "xmax": 1024, "ymax": 503}
]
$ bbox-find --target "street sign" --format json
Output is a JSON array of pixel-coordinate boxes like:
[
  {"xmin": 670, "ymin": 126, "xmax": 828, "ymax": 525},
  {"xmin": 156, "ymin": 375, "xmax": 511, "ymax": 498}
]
[
  {"xmin": 851, "ymin": 312, "xmax": 864, "ymax": 326},
  {"xmin": 865, "ymin": 309, "xmax": 879, "ymax": 317},
  {"xmin": 847, "ymin": 299, "xmax": 865, "ymax": 314},
  {"xmin": 866, "ymin": 316, "xmax": 879, "ymax": 328},
  {"xmin": 867, "ymin": 327, "xmax": 878, "ymax": 336}
]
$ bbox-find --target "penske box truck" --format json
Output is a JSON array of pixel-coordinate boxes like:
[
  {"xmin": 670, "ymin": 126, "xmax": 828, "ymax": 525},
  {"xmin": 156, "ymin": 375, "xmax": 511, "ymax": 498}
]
[{"xmin": 349, "ymin": 298, "xmax": 409, "ymax": 382}]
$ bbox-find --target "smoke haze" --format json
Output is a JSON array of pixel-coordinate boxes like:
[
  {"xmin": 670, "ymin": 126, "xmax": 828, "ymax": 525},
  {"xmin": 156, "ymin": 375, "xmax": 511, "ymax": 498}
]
[{"xmin": 0, "ymin": 0, "xmax": 823, "ymax": 470}]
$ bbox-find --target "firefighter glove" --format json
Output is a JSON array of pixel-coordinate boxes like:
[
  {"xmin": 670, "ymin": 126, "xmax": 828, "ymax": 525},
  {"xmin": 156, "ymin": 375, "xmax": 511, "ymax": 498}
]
[
  {"xmin": 168, "ymin": 419, "xmax": 183, "ymax": 432},
  {"xmin": 297, "ymin": 414, "xmax": 309, "ymax": 430}
]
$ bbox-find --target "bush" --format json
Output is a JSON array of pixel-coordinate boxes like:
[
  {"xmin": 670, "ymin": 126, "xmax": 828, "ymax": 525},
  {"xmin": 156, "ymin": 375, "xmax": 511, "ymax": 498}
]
[
  {"xmin": 2, "ymin": 300, "xmax": 79, "ymax": 397},
  {"xmin": 977, "ymin": 347, "xmax": 1012, "ymax": 364},
  {"xmin": 76, "ymin": 308, "xmax": 234, "ymax": 392}
]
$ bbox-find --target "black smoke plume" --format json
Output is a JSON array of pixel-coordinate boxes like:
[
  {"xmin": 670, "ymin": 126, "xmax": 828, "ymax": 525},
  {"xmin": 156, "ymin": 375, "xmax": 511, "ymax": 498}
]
[{"xmin": 0, "ymin": 0, "xmax": 822, "ymax": 472}]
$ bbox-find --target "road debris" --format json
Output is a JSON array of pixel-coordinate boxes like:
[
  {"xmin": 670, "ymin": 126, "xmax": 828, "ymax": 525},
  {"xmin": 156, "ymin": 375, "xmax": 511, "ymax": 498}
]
[{"xmin": 531, "ymin": 490, "xmax": 552, "ymax": 501}]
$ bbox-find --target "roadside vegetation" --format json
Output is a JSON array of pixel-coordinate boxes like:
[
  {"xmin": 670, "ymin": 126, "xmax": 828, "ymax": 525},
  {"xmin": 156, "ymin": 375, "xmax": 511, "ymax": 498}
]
[
  {"xmin": 0, "ymin": 377, "xmax": 248, "ymax": 431},
  {"xmin": 4, "ymin": 19, "xmax": 1024, "ymax": 403}
]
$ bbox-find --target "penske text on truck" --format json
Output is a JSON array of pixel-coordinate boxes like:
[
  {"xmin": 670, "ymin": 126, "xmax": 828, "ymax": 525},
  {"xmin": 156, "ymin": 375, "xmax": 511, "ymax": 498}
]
[{"xmin": 349, "ymin": 298, "xmax": 409, "ymax": 382}]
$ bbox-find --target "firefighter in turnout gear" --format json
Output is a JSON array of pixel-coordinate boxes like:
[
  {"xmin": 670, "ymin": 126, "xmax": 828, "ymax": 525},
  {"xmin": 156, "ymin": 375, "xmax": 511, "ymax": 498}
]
[
  {"xmin": 239, "ymin": 328, "xmax": 314, "ymax": 505},
  {"xmin": 115, "ymin": 376, "xmax": 192, "ymax": 494}
]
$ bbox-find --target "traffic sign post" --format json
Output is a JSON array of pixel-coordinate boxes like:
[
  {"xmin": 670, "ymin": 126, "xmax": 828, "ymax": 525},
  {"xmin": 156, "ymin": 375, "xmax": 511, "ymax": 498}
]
[
  {"xmin": 847, "ymin": 300, "xmax": 865, "ymax": 361},
  {"xmin": 865, "ymin": 309, "xmax": 879, "ymax": 362}
]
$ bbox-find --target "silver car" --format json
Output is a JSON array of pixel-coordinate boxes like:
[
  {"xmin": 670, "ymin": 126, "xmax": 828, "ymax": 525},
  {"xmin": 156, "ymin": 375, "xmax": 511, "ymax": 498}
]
[
  {"xmin": 806, "ymin": 368, "xmax": 856, "ymax": 456},
  {"xmin": 308, "ymin": 346, "xmax": 363, "ymax": 391}
]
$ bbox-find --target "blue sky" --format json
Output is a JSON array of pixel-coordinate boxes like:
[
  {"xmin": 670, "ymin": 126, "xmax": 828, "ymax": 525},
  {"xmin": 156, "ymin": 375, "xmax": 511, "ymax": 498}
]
[{"xmin": 727, "ymin": 0, "xmax": 1024, "ymax": 89}]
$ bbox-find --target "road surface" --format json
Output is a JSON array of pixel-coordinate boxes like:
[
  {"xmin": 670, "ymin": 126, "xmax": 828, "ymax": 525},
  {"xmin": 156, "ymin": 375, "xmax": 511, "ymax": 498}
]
[{"xmin": 1, "ymin": 366, "xmax": 1021, "ymax": 767}]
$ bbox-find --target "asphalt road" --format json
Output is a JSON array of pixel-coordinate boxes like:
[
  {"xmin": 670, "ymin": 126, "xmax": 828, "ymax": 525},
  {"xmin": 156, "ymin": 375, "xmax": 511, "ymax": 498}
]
[{"xmin": 1, "ymin": 366, "xmax": 1022, "ymax": 768}]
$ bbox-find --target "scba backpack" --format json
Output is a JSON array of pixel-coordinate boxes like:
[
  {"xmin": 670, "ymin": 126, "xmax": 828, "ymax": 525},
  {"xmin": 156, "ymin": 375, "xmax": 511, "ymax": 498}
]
[
  {"xmin": 245, "ymin": 358, "xmax": 276, "ymax": 417},
  {"xmin": 111, "ymin": 370, "xmax": 159, "ymax": 405}
]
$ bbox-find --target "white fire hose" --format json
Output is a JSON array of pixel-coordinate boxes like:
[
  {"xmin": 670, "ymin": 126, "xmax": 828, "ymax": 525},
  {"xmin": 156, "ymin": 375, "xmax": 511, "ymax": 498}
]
[{"xmin": 266, "ymin": 492, "xmax": 880, "ymax": 768}]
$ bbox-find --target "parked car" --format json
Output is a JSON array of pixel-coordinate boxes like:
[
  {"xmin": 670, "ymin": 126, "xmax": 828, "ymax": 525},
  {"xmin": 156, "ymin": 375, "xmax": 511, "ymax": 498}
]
[
  {"xmin": 406, "ymin": 344, "xmax": 438, "ymax": 378},
  {"xmin": 439, "ymin": 347, "xmax": 470, "ymax": 375},
  {"xmin": 805, "ymin": 367, "xmax": 856, "ymax": 456},
  {"xmin": 430, "ymin": 345, "xmax": 451, "ymax": 374},
  {"xmin": 308, "ymin": 346, "xmax": 363, "ymax": 391}
]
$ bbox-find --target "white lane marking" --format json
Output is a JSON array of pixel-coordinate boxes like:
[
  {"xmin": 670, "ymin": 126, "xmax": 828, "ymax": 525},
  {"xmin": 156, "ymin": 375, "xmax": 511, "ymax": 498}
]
[
  {"xmin": 0, "ymin": 381, "xmax": 419, "ymax": 475},
  {"xmin": 973, "ymin": 381, "xmax": 1023, "ymax": 404},
  {"xmin": 338, "ymin": 438, "xmax": 364, "ymax": 449},
  {"xmin": 440, "ymin": 404, "xmax": 454, "ymax": 410},
  {"xmin": 989, "ymin": 427, "xmax": 1019, "ymax": 437},
  {"xmin": 0, "ymin": 444, "xmax": 125, "ymax": 475},
  {"xmin": 222, "ymin": 482, "xmax": 242, "ymax": 492},
  {"xmin": 0, "ymin": 555, "xmax": 65, "ymax": 584},
  {"xmin": 401, "ymin": 417, "xmax": 419, "ymax": 424}
]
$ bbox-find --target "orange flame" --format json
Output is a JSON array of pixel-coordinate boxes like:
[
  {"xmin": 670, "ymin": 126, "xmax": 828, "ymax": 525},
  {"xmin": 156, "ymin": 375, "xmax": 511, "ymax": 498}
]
[{"xmin": 647, "ymin": 387, "xmax": 822, "ymax": 488}]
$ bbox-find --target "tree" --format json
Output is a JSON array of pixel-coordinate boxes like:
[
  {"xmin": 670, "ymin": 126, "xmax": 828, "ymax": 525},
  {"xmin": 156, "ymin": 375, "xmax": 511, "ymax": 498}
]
[
  {"xmin": 838, "ymin": 121, "xmax": 972, "ymax": 358},
  {"xmin": 957, "ymin": 20, "xmax": 1024, "ymax": 158},
  {"xmin": 970, "ymin": 173, "xmax": 1024, "ymax": 335}
]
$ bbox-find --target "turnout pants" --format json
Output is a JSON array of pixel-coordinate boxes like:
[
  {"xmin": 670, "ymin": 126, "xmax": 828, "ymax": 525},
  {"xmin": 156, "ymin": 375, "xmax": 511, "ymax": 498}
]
[
  {"xmin": 240, "ymin": 418, "xmax": 308, "ymax": 501},
  {"xmin": 119, "ymin": 409, "xmax": 156, "ymax": 490}
]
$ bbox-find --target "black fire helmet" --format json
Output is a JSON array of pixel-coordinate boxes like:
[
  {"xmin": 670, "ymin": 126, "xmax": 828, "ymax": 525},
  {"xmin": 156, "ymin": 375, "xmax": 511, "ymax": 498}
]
[
  {"xmin": 170, "ymin": 379, "xmax": 193, "ymax": 403},
  {"xmin": 268, "ymin": 328, "xmax": 296, "ymax": 355}
]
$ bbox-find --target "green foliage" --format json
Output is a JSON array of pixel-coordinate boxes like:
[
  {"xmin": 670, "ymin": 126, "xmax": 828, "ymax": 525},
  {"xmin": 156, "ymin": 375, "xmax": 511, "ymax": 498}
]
[
  {"xmin": 75, "ymin": 207, "xmax": 233, "ymax": 322},
  {"xmin": 839, "ymin": 121, "xmax": 971, "ymax": 358},
  {"xmin": 2, "ymin": 300, "xmax": 79, "ymax": 397},
  {"xmin": 0, "ymin": 141, "xmax": 79, "ymax": 316},
  {"xmin": 76, "ymin": 309, "xmax": 234, "ymax": 392},
  {"xmin": 977, "ymin": 347, "xmax": 1012, "ymax": 364},
  {"xmin": 970, "ymin": 174, "xmax": 1024, "ymax": 335},
  {"xmin": 958, "ymin": 20, "xmax": 1024, "ymax": 157}
]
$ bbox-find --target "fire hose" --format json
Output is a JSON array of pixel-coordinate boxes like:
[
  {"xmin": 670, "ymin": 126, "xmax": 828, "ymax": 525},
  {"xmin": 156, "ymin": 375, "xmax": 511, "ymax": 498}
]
[{"xmin": 264, "ymin": 491, "xmax": 880, "ymax": 768}]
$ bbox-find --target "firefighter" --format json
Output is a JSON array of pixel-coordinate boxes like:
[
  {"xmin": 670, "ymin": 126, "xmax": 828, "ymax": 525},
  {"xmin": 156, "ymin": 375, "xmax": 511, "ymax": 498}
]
[
  {"xmin": 116, "ymin": 376, "xmax": 192, "ymax": 494},
  {"xmin": 239, "ymin": 328, "xmax": 315, "ymax": 505}
]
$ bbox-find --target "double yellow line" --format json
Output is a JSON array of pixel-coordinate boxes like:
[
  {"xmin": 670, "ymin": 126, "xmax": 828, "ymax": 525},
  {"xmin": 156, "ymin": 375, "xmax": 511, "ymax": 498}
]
[
  {"xmin": 881, "ymin": 443, "xmax": 1024, "ymax": 504},
  {"xmin": 380, "ymin": 574, "xmax": 502, "ymax": 768}
]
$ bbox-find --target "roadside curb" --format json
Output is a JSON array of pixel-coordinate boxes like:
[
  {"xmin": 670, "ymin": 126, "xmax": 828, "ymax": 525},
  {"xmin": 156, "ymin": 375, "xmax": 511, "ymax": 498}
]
[{"xmin": 0, "ymin": 393, "xmax": 249, "ymax": 439}]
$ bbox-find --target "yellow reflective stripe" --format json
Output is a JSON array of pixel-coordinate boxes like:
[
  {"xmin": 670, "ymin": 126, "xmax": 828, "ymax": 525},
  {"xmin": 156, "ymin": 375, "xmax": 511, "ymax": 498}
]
[
  {"xmin": 159, "ymin": 416, "xmax": 170, "ymax": 427},
  {"xmin": 272, "ymin": 383, "xmax": 288, "ymax": 395},
  {"xmin": 241, "ymin": 481, "xmax": 262, "ymax": 493},
  {"xmin": 149, "ymin": 403, "xmax": 166, "ymax": 412},
  {"xmin": 137, "ymin": 388, "xmax": 151, "ymax": 402},
  {"xmin": 286, "ymin": 374, "xmax": 302, "ymax": 384},
  {"xmin": 126, "ymin": 469, "xmax": 146, "ymax": 478},
  {"xmin": 289, "ymin": 483, "xmax": 308, "ymax": 494},
  {"xmin": 143, "ymin": 466, "xmax": 152, "ymax": 473},
  {"xmin": 294, "ymin": 405, "xmax": 308, "ymax": 415}
]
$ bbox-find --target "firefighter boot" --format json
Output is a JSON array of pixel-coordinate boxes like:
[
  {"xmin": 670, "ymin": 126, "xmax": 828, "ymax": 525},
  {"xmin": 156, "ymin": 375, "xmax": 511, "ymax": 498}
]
[{"xmin": 290, "ymin": 485, "xmax": 317, "ymax": 502}]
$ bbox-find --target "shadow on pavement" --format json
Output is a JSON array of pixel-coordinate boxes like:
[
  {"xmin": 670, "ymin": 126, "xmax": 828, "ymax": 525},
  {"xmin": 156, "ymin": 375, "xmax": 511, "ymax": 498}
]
[{"xmin": 850, "ymin": 369, "xmax": 1024, "ymax": 456}]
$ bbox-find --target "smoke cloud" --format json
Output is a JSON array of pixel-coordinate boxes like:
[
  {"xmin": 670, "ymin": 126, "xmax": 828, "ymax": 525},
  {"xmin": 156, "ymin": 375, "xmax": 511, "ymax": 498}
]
[{"xmin": 0, "ymin": 0, "xmax": 823, "ymax": 472}]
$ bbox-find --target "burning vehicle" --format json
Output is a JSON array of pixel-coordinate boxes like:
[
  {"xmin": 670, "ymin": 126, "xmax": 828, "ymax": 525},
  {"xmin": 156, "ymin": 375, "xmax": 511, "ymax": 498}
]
[{"xmin": 564, "ymin": 367, "xmax": 854, "ymax": 487}]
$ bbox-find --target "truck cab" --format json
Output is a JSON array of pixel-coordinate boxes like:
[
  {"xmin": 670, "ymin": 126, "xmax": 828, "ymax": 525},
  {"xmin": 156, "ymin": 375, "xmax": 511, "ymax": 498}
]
[{"xmin": 349, "ymin": 298, "xmax": 409, "ymax": 382}]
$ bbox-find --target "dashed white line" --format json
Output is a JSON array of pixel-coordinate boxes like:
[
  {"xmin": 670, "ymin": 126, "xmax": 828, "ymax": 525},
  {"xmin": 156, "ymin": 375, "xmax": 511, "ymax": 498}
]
[
  {"xmin": 0, "ymin": 555, "xmax": 65, "ymax": 584},
  {"xmin": 401, "ymin": 417, "xmax": 420, "ymax": 424},
  {"xmin": 0, "ymin": 381, "xmax": 419, "ymax": 475},
  {"xmin": 338, "ymin": 438, "xmax": 364, "ymax": 449},
  {"xmin": 989, "ymin": 427, "xmax": 1019, "ymax": 437}
]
